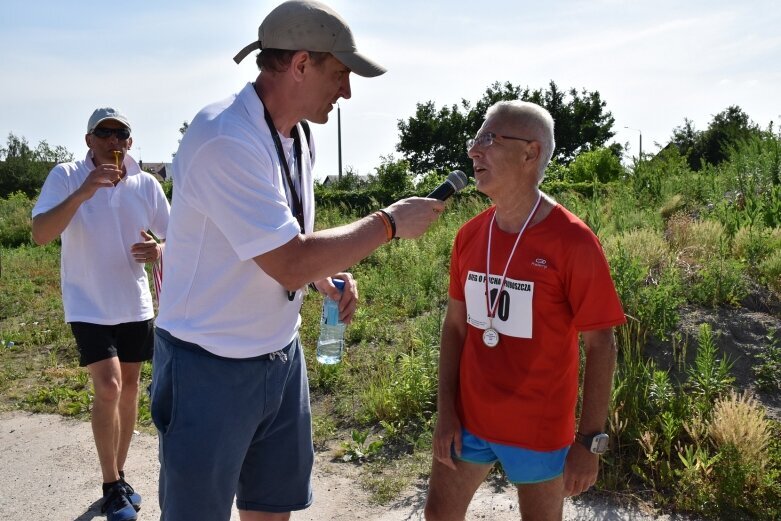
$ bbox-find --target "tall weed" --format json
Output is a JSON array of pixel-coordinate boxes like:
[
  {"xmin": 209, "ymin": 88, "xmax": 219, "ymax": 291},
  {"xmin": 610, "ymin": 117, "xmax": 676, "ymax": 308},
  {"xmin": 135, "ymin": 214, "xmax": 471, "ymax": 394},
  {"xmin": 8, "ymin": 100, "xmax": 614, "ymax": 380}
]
[
  {"xmin": 687, "ymin": 324, "xmax": 734, "ymax": 411},
  {"xmin": 709, "ymin": 391, "xmax": 772, "ymax": 473}
]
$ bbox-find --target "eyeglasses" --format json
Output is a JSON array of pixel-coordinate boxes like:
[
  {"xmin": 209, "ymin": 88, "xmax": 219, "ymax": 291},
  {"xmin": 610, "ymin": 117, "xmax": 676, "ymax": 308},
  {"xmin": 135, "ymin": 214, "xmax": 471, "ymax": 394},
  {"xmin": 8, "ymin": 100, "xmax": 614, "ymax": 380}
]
[
  {"xmin": 466, "ymin": 131, "xmax": 533, "ymax": 152},
  {"xmin": 92, "ymin": 127, "xmax": 131, "ymax": 140}
]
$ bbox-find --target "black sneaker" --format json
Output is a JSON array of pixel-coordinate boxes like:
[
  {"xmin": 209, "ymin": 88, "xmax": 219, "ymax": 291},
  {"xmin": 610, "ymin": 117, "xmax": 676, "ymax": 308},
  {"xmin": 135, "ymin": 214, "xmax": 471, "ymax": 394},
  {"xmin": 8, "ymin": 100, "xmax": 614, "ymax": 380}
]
[
  {"xmin": 101, "ymin": 483, "xmax": 138, "ymax": 521},
  {"xmin": 120, "ymin": 479, "xmax": 142, "ymax": 511}
]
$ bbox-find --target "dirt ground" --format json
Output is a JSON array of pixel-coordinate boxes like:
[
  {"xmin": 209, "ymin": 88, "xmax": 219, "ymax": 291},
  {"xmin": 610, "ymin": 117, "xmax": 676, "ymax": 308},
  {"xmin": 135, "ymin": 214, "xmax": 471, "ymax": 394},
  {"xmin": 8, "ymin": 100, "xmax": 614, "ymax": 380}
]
[{"xmin": 0, "ymin": 411, "xmax": 700, "ymax": 521}]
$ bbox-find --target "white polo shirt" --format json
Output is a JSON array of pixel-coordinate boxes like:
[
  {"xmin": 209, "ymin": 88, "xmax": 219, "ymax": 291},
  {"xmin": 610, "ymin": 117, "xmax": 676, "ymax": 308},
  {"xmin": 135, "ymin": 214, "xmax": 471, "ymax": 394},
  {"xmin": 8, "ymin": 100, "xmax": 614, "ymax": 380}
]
[
  {"xmin": 156, "ymin": 82, "xmax": 316, "ymax": 358},
  {"xmin": 32, "ymin": 152, "xmax": 170, "ymax": 325}
]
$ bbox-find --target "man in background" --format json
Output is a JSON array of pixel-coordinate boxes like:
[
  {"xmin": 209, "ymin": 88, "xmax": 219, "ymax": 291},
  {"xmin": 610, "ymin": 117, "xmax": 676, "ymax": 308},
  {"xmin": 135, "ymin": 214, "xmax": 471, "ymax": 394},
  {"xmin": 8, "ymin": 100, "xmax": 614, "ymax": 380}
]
[
  {"xmin": 425, "ymin": 100, "xmax": 625, "ymax": 521},
  {"xmin": 32, "ymin": 107, "xmax": 169, "ymax": 521},
  {"xmin": 152, "ymin": 1, "xmax": 443, "ymax": 520}
]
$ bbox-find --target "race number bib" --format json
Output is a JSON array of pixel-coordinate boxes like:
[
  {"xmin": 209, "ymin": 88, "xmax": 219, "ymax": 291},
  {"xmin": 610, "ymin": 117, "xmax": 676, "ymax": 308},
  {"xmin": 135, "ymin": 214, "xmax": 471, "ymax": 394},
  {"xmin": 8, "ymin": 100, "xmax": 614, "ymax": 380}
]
[{"xmin": 464, "ymin": 270, "xmax": 534, "ymax": 339}]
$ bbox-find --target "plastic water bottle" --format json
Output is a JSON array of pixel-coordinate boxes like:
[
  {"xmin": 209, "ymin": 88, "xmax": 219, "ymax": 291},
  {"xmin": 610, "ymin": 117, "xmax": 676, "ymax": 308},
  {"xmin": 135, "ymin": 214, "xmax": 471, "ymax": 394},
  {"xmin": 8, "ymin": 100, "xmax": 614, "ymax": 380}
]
[{"xmin": 316, "ymin": 279, "xmax": 346, "ymax": 364}]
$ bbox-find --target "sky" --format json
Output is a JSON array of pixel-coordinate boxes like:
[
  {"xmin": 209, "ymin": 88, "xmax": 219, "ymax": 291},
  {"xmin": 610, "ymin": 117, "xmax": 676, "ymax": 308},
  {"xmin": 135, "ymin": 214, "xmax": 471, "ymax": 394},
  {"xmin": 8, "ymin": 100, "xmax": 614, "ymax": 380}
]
[{"xmin": 1, "ymin": 0, "xmax": 779, "ymax": 180}]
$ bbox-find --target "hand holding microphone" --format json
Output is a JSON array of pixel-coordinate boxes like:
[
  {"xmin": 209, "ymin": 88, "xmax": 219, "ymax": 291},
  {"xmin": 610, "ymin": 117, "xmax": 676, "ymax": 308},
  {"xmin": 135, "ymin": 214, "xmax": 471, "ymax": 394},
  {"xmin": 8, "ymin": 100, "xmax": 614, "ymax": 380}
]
[
  {"xmin": 381, "ymin": 170, "xmax": 470, "ymax": 239},
  {"xmin": 426, "ymin": 170, "xmax": 469, "ymax": 201}
]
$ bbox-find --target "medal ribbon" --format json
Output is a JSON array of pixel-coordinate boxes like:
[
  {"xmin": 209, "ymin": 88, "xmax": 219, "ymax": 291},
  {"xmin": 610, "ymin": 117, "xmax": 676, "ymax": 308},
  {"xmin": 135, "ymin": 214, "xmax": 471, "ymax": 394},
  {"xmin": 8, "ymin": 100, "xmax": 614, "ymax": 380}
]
[{"xmin": 484, "ymin": 192, "xmax": 542, "ymax": 323}]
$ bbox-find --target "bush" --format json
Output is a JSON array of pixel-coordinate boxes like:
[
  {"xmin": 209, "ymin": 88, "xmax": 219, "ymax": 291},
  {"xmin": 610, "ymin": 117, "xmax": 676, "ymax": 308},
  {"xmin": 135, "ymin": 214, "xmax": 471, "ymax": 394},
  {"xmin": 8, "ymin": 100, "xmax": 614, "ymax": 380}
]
[
  {"xmin": 667, "ymin": 214, "xmax": 727, "ymax": 264},
  {"xmin": 689, "ymin": 257, "xmax": 748, "ymax": 307},
  {"xmin": 603, "ymin": 228, "xmax": 670, "ymax": 274},
  {"xmin": 0, "ymin": 191, "xmax": 34, "ymax": 247},
  {"xmin": 709, "ymin": 391, "xmax": 772, "ymax": 473},
  {"xmin": 566, "ymin": 147, "xmax": 625, "ymax": 183},
  {"xmin": 759, "ymin": 248, "xmax": 781, "ymax": 296}
]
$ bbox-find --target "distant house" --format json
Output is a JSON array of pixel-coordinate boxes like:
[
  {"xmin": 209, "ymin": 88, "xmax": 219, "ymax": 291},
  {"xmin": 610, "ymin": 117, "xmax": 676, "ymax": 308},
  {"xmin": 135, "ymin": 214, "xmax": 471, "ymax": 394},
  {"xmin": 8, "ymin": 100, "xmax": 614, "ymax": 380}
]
[
  {"xmin": 320, "ymin": 174, "xmax": 371, "ymax": 187},
  {"xmin": 321, "ymin": 175, "xmax": 340, "ymax": 186},
  {"xmin": 139, "ymin": 161, "xmax": 172, "ymax": 182}
]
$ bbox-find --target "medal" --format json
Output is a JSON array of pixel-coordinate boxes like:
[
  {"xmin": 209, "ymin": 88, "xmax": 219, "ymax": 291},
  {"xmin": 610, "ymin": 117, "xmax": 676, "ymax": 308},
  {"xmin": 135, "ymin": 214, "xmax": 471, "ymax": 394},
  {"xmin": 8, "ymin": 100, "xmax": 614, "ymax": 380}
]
[
  {"xmin": 483, "ymin": 193, "xmax": 542, "ymax": 348},
  {"xmin": 482, "ymin": 327, "xmax": 500, "ymax": 348}
]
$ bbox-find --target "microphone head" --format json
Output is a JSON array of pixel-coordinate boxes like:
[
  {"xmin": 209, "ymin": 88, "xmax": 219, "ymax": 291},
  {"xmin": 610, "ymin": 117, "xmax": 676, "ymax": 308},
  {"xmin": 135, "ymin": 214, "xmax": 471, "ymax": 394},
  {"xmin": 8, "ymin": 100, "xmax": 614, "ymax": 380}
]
[{"xmin": 447, "ymin": 170, "xmax": 469, "ymax": 192}]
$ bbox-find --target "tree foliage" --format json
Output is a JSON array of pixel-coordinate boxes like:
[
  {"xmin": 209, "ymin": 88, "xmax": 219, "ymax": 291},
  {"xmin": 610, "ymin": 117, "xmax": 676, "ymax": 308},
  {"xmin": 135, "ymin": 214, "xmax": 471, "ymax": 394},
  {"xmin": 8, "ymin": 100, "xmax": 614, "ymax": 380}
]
[
  {"xmin": 566, "ymin": 147, "xmax": 625, "ymax": 183},
  {"xmin": 0, "ymin": 133, "xmax": 73, "ymax": 197},
  {"xmin": 374, "ymin": 155, "xmax": 413, "ymax": 194},
  {"xmin": 670, "ymin": 106, "xmax": 762, "ymax": 171},
  {"xmin": 396, "ymin": 81, "xmax": 616, "ymax": 177}
]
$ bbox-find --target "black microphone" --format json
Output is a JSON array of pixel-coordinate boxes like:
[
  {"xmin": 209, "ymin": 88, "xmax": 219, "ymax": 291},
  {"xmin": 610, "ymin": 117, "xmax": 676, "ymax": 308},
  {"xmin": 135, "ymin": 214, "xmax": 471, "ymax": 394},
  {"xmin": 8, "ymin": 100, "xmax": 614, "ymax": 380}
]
[{"xmin": 426, "ymin": 170, "xmax": 469, "ymax": 201}]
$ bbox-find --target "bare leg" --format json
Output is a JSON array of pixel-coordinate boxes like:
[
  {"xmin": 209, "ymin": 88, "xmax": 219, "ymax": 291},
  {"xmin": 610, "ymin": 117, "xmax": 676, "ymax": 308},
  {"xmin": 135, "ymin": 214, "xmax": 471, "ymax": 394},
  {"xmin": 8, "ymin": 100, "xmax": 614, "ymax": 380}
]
[
  {"xmin": 116, "ymin": 361, "xmax": 142, "ymax": 473},
  {"xmin": 517, "ymin": 476, "xmax": 565, "ymax": 521},
  {"xmin": 87, "ymin": 358, "xmax": 123, "ymax": 483},
  {"xmin": 424, "ymin": 458, "xmax": 493, "ymax": 521},
  {"xmin": 239, "ymin": 511, "xmax": 290, "ymax": 521}
]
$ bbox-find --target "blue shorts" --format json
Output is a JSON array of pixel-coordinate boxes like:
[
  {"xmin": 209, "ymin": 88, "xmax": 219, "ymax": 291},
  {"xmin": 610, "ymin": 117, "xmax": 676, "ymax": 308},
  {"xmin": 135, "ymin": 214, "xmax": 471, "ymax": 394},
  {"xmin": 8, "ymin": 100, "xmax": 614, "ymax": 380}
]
[
  {"xmin": 455, "ymin": 428, "xmax": 569, "ymax": 484},
  {"xmin": 151, "ymin": 328, "xmax": 314, "ymax": 519}
]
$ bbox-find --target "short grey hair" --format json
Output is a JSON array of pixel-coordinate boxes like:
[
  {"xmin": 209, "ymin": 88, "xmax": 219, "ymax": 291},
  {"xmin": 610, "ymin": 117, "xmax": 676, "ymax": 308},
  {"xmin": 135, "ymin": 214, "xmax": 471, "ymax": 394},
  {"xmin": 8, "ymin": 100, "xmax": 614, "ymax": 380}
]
[
  {"xmin": 256, "ymin": 49, "xmax": 331, "ymax": 72},
  {"xmin": 485, "ymin": 100, "xmax": 555, "ymax": 182}
]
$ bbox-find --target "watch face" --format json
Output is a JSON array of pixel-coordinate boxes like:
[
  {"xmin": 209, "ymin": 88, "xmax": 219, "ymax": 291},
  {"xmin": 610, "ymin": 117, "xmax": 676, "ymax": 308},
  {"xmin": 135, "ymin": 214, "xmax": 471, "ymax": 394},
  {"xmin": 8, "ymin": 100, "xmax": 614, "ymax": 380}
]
[{"xmin": 590, "ymin": 433, "xmax": 609, "ymax": 454}]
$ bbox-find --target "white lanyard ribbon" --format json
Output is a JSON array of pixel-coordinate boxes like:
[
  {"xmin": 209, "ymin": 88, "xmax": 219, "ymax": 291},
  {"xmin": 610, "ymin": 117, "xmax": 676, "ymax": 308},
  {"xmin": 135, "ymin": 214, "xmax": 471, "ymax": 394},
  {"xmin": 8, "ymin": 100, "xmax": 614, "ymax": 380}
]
[{"xmin": 484, "ymin": 192, "xmax": 542, "ymax": 321}]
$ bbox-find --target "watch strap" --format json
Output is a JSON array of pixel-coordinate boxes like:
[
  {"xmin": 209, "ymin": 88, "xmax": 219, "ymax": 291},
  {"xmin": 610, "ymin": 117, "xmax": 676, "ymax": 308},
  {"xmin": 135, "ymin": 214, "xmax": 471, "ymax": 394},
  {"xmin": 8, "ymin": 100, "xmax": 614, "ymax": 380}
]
[{"xmin": 575, "ymin": 431, "xmax": 608, "ymax": 453}]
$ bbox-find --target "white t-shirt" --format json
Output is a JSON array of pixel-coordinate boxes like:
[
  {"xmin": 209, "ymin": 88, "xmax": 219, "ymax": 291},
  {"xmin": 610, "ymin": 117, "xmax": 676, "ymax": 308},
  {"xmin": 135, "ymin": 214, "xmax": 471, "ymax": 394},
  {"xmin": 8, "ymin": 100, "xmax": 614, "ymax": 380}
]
[
  {"xmin": 32, "ymin": 152, "xmax": 170, "ymax": 325},
  {"xmin": 156, "ymin": 82, "xmax": 316, "ymax": 358}
]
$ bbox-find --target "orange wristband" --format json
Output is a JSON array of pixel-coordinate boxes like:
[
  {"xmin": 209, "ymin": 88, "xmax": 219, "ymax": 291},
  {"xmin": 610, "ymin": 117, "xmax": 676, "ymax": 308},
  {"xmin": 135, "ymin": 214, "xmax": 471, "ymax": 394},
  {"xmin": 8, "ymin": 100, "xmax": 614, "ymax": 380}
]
[
  {"xmin": 378, "ymin": 209, "xmax": 396, "ymax": 239},
  {"xmin": 374, "ymin": 211, "xmax": 393, "ymax": 242}
]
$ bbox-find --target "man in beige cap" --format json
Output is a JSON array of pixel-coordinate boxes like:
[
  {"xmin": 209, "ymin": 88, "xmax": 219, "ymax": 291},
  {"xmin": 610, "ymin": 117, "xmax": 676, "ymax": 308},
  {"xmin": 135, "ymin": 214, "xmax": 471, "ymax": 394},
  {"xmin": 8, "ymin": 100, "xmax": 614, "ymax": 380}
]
[
  {"xmin": 32, "ymin": 107, "xmax": 169, "ymax": 521},
  {"xmin": 152, "ymin": 1, "xmax": 443, "ymax": 520}
]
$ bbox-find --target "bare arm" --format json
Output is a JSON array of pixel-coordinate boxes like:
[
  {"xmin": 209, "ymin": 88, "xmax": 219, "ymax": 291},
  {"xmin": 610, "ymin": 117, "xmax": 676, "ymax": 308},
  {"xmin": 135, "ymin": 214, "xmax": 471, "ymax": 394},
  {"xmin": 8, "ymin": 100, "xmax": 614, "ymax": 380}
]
[
  {"xmin": 563, "ymin": 327, "xmax": 618, "ymax": 496},
  {"xmin": 578, "ymin": 328, "xmax": 618, "ymax": 435},
  {"xmin": 432, "ymin": 297, "xmax": 467, "ymax": 470},
  {"xmin": 32, "ymin": 163, "xmax": 122, "ymax": 245},
  {"xmin": 254, "ymin": 197, "xmax": 444, "ymax": 291}
]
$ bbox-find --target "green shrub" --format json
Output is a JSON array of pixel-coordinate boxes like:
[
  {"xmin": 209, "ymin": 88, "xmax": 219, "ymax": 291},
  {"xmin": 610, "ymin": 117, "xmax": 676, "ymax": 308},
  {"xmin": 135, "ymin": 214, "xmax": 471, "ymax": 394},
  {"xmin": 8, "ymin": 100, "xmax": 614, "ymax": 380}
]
[
  {"xmin": 759, "ymin": 248, "xmax": 781, "ymax": 296},
  {"xmin": 688, "ymin": 324, "xmax": 735, "ymax": 410},
  {"xmin": 566, "ymin": 147, "xmax": 625, "ymax": 183},
  {"xmin": 689, "ymin": 257, "xmax": 748, "ymax": 307},
  {"xmin": 603, "ymin": 228, "xmax": 670, "ymax": 273},
  {"xmin": 660, "ymin": 194, "xmax": 687, "ymax": 220},
  {"xmin": 358, "ymin": 344, "xmax": 439, "ymax": 425},
  {"xmin": 0, "ymin": 191, "xmax": 34, "ymax": 247},
  {"xmin": 754, "ymin": 330, "xmax": 781, "ymax": 392}
]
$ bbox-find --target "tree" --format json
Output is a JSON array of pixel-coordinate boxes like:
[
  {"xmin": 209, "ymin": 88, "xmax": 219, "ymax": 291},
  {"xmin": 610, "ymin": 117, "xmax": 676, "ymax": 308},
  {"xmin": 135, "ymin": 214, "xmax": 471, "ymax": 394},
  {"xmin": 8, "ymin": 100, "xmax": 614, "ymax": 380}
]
[
  {"xmin": 371, "ymin": 156, "xmax": 413, "ymax": 194},
  {"xmin": 524, "ymin": 82, "xmax": 616, "ymax": 164},
  {"xmin": 395, "ymin": 100, "xmax": 471, "ymax": 179},
  {"xmin": 702, "ymin": 106, "xmax": 759, "ymax": 165},
  {"xmin": 0, "ymin": 133, "xmax": 73, "ymax": 197},
  {"xmin": 670, "ymin": 106, "xmax": 761, "ymax": 170},
  {"xmin": 396, "ymin": 81, "xmax": 616, "ymax": 177}
]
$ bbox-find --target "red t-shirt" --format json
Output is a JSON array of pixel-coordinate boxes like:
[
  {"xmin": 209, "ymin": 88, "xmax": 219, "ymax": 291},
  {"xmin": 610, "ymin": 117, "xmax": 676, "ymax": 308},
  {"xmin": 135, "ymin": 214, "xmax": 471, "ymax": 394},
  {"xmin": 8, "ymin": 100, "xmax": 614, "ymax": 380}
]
[{"xmin": 449, "ymin": 204, "xmax": 626, "ymax": 451}]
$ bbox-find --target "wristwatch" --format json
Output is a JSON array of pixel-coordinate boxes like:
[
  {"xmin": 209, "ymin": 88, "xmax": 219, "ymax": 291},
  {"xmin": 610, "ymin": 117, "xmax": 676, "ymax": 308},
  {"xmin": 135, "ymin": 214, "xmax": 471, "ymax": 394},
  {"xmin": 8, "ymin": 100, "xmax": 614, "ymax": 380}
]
[{"xmin": 575, "ymin": 432, "xmax": 609, "ymax": 454}]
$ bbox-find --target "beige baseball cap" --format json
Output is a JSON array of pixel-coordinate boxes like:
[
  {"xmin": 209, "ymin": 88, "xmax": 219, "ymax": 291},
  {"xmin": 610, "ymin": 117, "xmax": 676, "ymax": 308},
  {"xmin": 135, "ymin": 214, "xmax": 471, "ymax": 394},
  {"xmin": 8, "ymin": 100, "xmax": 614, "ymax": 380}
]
[
  {"xmin": 233, "ymin": 0, "xmax": 386, "ymax": 78},
  {"xmin": 87, "ymin": 107, "xmax": 131, "ymax": 133}
]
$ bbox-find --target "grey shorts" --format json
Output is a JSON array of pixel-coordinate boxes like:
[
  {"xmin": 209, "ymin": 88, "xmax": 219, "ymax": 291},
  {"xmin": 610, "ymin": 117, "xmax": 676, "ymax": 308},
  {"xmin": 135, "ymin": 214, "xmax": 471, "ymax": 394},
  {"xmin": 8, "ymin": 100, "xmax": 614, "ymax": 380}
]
[{"xmin": 151, "ymin": 328, "xmax": 314, "ymax": 520}]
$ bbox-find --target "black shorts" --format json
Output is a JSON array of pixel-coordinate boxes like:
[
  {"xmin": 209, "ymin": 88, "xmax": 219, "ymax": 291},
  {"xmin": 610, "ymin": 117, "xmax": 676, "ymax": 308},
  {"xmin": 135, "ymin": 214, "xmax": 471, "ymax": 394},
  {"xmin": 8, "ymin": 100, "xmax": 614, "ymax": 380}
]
[{"xmin": 70, "ymin": 320, "xmax": 155, "ymax": 367}]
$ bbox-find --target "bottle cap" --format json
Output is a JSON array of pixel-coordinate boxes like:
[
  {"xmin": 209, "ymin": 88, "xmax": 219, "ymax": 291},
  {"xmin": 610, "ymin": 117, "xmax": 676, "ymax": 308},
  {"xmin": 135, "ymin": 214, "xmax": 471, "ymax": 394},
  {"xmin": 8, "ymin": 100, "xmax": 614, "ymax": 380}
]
[{"xmin": 333, "ymin": 279, "xmax": 345, "ymax": 292}]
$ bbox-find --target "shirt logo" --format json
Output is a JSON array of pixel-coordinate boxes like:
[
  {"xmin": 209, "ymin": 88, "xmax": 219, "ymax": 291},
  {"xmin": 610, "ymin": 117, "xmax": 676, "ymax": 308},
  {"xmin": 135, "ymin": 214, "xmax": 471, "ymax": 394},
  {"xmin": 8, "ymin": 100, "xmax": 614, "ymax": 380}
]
[{"xmin": 532, "ymin": 258, "xmax": 548, "ymax": 269}]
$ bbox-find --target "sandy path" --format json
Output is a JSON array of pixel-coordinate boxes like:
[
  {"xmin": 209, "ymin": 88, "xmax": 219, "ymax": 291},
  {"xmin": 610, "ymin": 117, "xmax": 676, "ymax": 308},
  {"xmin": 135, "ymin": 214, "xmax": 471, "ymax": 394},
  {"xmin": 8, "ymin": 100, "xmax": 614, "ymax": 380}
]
[{"xmin": 0, "ymin": 411, "xmax": 692, "ymax": 520}]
